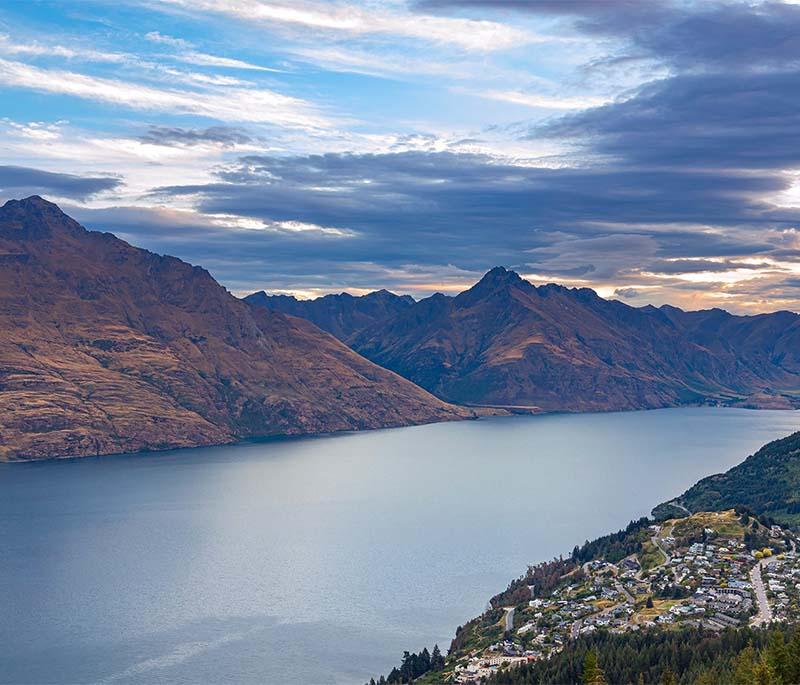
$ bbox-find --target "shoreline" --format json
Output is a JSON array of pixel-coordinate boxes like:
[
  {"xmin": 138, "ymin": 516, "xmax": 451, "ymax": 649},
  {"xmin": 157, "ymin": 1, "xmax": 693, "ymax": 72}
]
[{"xmin": 4, "ymin": 402, "xmax": 798, "ymax": 465}]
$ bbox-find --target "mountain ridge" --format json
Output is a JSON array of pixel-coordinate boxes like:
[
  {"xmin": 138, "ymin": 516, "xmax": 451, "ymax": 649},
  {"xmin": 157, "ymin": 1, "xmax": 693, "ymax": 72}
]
[
  {"xmin": 0, "ymin": 196, "xmax": 471, "ymax": 461},
  {"xmin": 251, "ymin": 266, "xmax": 800, "ymax": 412},
  {"xmin": 245, "ymin": 287, "xmax": 415, "ymax": 341}
]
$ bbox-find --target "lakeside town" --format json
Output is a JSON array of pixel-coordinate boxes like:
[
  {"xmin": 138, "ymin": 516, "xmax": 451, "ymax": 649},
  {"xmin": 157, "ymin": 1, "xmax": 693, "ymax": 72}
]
[{"xmin": 451, "ymin": 511, "xmax": 800, "ymax": 684}]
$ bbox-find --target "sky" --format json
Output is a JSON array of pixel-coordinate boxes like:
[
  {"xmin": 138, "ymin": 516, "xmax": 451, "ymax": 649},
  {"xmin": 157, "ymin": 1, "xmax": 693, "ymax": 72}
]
[{"xmin": 2, "ymin": 0, "xmax": 800, "ymax": 312}]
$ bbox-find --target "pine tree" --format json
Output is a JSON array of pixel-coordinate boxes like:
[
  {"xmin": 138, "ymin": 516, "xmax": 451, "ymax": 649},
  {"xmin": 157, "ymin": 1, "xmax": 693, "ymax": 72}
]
[
  {"xmin": 584, "ymin": 650, "xmax": 600, "ymax": 685},
  {"xmin": 733, "ymin": 644, "xmax": 756, "ymax": 685},
  {"xmin": 787, "ymin": 630, "xmax": 800, "ymax": 684},
  {"xmin": 753, "ymin": 654, "xmax": 776, "ymax": 685},
  {"xmin": 583, "ymin": 651, "xmax": 607, "ymax": 685},
  {"xmin": 431, "ymin": 644, "xmax": 445, "ymax": 670},
  {"xmin": 695, "ymin": 668, "xmax": 717, "ymax": 685},
  {"xmin": 661, "ymin": 667, "xmax": 676, "ymax": 685},
  {"xmin": 420, "ymin": 647, "xmax": 431, "ymax": 674},
  {"xmin": 767, "ymin": 631, "xmax": 789, "ymax": 684}
]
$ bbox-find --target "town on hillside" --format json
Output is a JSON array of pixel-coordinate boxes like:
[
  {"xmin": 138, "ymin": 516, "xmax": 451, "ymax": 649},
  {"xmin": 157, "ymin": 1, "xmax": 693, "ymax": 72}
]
[{"xmin": 447, "ymin": 510, "xmax": 800, "ymax": 684}]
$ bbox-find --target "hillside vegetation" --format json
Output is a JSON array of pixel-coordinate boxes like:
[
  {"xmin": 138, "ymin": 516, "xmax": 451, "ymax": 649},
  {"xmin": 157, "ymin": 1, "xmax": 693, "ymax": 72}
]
[{"xmin": 656, "ymin": 431, "xmax": 800, "ymax": 525}]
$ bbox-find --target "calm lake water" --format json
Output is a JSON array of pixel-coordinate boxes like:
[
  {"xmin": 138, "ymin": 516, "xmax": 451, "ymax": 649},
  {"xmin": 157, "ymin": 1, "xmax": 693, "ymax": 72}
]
[{"xmin": 2, "ymin": 408, "xmax": 800, "ymax": 684}]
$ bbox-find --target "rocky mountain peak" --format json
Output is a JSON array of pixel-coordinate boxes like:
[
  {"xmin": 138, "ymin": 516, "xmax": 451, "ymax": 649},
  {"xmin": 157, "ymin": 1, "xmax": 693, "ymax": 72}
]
[{"xmin": 0, "ymin": 194, "xmax": 83, "ymax": 240}]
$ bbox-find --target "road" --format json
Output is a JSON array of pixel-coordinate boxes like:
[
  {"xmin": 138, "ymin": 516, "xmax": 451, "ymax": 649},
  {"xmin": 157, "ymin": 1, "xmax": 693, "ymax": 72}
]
[
  {"xmin": 662, "ymin": 500, "xmax": 692, "ymax": 516},
  {"xmin": 570, "ymin": 618, "xmax": 582, "ymax": 640},
  {"xmin": 503, "ymin": 606, "xmax": 515, "ymax": 633},
  {"xmin": 652, "ymin": 534, "xmax": 671, "ymax": 567},
  {"xmin": 750, "ymin": 558, "xmax": 772, "ymax": 626},
  {"xmin": 615, "ymin": 580, "xmax": 635, "ymax": 603},
  {"xmin": 651, "ymin": 531, "xmax": 681, "ymax": 583}
]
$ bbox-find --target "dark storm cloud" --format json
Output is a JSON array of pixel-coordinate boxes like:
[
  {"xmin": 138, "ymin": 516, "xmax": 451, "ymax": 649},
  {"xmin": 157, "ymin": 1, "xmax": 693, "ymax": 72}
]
[
  {"xmin": 131, "ymin": 149, "xmax": 791, "ymax": 295},
  {"xmin": 138, "ymin": 126, "xmax": 253, "ymax": 148},
  {"xmin": 67, "ymin": 203, "xmax": 372, "ymax": 296},
  {"xmin": 153, "ymin": 151, "xmax": 794, "ymax": 236},
  {"xmin": 418, "ymin": 0, "xmax": 800, "ymax": 68},
  {"xmin": 415, "ymin": 0, "xmax": 664, "ymax": 18},
  {"xmin": 0, "ymin": 166, "xmax": 121, "ymax": 200},
  {"xmin": 415, "ymin": 0, "xmax": 678, "ymax": 40},
  {"xmin": 421, "ymin": 0, "xmax": 800, "ymax": 75},
  {"xmin": 634, "ymin": 3, "xmax": 800, "ymax": 69},
  {"xmin": 539, "ymin": 70, "xmax": 800, "ymax": 170}
]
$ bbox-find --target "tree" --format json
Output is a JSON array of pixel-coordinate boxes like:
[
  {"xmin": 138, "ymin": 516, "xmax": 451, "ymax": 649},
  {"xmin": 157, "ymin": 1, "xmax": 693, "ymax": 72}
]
[
  {"xmin": 431, "ymin": 644, "xmax": 445, "ymax": 671},
  {"xmin": 787, "ymin": 630, "xmax": 800, "ymax": 684},
  {"xmin": 753, "ymin": 654, "xmax": 776, "ymax": 685},
  {"xmin": 661, "ymin": 668, "xmax": 676, "ymax": 685},
  {"xmin": 695, "ymin": 669, "xmax": 717, "ymax": 685},
  {"xmin": 646, "ymin": 596, "xmax": 655, "ymax": 609},
  {"xmin": 767, "ymin": 631, "xmax": 789, "ymax": 684},
  {"xmin": 420, "ymin": 647, "xmax": 431, "ymax": 674},
  {"xmin": 583, "ymin": 650, "xmax": 607, "ymax": 685},
  {"xmin": 733, "ymin": 644, "xmax": 756, "ymax": 685}
]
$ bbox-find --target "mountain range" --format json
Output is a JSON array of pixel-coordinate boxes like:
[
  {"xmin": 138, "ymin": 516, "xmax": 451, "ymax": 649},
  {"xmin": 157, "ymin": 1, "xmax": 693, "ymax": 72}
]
[
  {"xmin": 0, "ymin": 197, "xmax": 468, "ymax": 461},
  {"xmin": 244, "ymin": 288, "xmax": 414, "ymax": 341},
  {"xmin": 5, "ymin": 196, "xmax": 800, "ymax": 462},
  {"xmin": 248, "ymin": 266, "xmax": 800, "ymax": 412}
]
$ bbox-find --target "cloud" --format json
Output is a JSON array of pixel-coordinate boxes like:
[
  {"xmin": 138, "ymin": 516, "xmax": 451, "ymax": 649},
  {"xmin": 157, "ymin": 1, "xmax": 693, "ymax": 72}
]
[
  {"xmin": 414, "ymin": 0, "xmax": 674, "ymax": 38},
  {"xmin": 0, "ymin": 33, "xmax": 129, "ymax": 63},
  {"xmin": 0, "ymin": 57, "xmax": 328, "ymax": 129},
  {"xmin": 6, "ymin": 0, "xmax": 800, "ymax": 313},
  {"xmin": 138, "ymin": 126, "xmax": 253, "ymax": 148},
  {"xmin": 133, "ymin": 150, "xmax": 792, "ymax": 289},
  {"xmin": 0, "ymin": 166, "xmax": 121, "ymax": 200},
  {"xmin": 470, "ymin": 88, "xmax": 612, "ymax": 111},
  {"xmin": 418, "ymin": 0, "xmax": 800, "ymax": 70},
  {"xmin": 538, "ymin": 70, "xmax": 800, "ymax": 171},
  {"xmin": 613, "ymin": 287, "xmax": 639, "ymax": 298},
  {"xmin": 151, "ymin": 0, "xmax": 533, "ymax": 52},
  {"xmin": 416, "ymin": 0, "xmax": 660, "ymax": 14},
  {"xmin": 144, "ymin": 31, "xmax": 283, "ymax": 72}
]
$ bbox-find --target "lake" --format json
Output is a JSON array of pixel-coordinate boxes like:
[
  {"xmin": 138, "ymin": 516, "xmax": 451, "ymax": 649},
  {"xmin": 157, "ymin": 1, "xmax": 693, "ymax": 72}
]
[{"xmin": 2, "ymin": 408, "xmax": 799, "ymax": 684}]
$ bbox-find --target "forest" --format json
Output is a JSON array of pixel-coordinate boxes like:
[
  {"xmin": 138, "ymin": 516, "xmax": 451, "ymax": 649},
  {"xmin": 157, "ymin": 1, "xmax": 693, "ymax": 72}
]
[{"xmin": 485, "ymin": 624, "xmax": 800, "ymax": 685}]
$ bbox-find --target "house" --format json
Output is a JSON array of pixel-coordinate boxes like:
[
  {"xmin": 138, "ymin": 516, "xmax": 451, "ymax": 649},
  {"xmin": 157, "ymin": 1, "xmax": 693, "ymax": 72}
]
[{"xmin": 621, "ymin": 558, "xmax": 640, "ymax": 572}]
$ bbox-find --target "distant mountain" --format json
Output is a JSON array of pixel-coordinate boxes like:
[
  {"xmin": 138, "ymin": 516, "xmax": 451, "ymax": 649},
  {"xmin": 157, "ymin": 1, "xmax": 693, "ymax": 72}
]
[
  {"xmin": 0, "ymin": 197, "xmax": 469, "ymax": 461},
  {"xmin": 244, "ymin": 289, "xmax": 415, "ymax": 341},
  {"xmin": 349, "ymin": 267, "xmax": 800, "ymax": 411},
  {"xmin": 655, "ymin": 431, "xmax": 800, "ymax": 525}
]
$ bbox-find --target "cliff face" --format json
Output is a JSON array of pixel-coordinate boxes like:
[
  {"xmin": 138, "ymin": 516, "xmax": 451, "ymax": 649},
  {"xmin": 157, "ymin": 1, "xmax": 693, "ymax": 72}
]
[
  {"xmin": 0, "ymin": 197, "xmax": 469, "ymax": 461},
  {"xmin": 349, "ymin": 267, "xmax": 800, "ymax": 411},
  {"xmin": 245, "ymin": 289, "xmax": 415, "ymax": 341}
]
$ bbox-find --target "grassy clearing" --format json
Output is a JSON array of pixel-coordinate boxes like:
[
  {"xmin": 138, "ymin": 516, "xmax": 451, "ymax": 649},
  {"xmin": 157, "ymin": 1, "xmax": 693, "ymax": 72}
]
[
  {"xmin": 633, "ymin": 598, "xmax": 679, "ymax": 623},
  {"xmin": 670, "ymin": 510, "xmax": 745, "ymax": 539}
]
